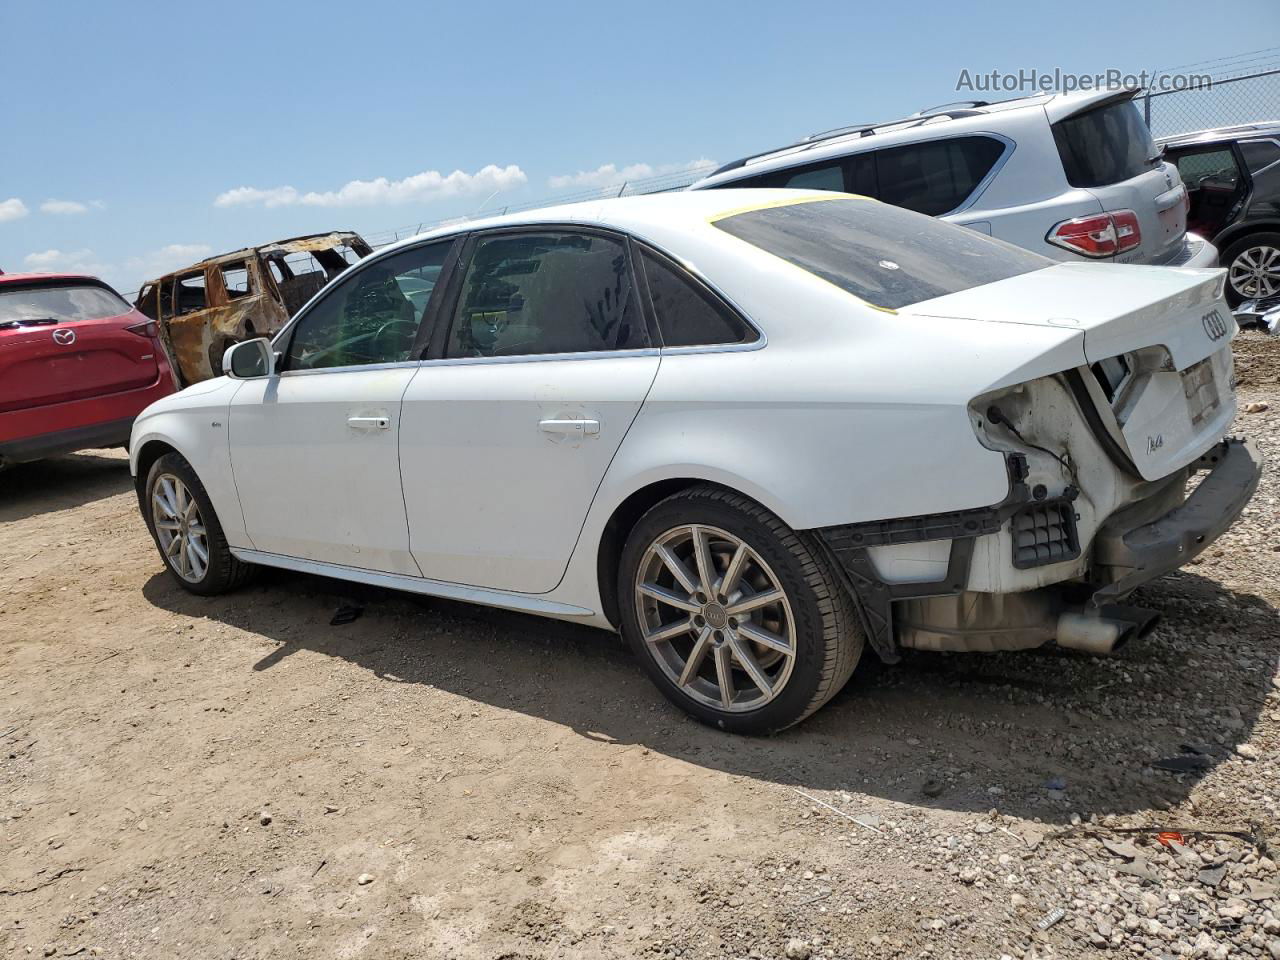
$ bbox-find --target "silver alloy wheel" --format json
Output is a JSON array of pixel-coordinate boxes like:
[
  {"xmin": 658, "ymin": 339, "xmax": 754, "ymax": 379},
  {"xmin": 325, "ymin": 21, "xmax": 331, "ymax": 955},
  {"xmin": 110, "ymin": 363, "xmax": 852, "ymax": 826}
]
[
  {"xmin": 634, "ymin": 524, "xmax": 796, "ymax": 713},
  {"xmin": 1229, "ymin": 244, "xmax": 1280, "ymax": 300},
  {"xmin": 151, "ymin": 473, "xmax": 209, "ymax": 584}
]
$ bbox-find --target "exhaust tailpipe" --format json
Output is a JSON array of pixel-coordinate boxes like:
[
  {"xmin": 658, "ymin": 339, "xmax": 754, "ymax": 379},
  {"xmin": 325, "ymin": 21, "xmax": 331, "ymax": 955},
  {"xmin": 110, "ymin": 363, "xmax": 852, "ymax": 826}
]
[{"xmin": 1055, "ymin": 604, "xmax": 1160, "ymax": 656}]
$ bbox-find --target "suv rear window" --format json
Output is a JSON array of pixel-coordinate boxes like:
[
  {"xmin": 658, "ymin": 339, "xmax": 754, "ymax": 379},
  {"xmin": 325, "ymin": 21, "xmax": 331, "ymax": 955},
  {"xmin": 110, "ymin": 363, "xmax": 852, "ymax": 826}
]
[
  {"xmin": 1053, "ymin": 98, "xmax": 1158, "ymax": 188},
  {"xmin": 0, "ymin": 282, "xmax": 131, "ymax": 325},
  {"xmin": 711, "ymin": 197, "xmax": 1049, "ymax": 310}
]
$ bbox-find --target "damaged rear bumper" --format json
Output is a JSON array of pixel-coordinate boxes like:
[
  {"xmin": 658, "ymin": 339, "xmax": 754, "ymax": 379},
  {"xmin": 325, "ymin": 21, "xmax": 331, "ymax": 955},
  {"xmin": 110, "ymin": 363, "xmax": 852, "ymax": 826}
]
[
  {"xmin": 813, "ymin": 437, "xmax": 1262, "ymax": 661},
  {"xmin": 1089, "ymin": 437, "xmax": 1261, "ymax": 607}
]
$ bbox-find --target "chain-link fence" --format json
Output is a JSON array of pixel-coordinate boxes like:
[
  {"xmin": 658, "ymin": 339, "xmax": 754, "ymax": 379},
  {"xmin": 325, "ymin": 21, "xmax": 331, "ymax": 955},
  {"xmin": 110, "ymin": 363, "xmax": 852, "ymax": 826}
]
[{"xmin": 1143, "ymin": 66, "xmax": 1280, "ymax": 138}]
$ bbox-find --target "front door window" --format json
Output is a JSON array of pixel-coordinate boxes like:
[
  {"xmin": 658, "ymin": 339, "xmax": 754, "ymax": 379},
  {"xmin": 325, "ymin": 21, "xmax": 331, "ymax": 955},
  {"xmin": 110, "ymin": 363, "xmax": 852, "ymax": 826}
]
[{"xmin": 282, "ymin": 240, "xmax": 454, "ymax": 370}]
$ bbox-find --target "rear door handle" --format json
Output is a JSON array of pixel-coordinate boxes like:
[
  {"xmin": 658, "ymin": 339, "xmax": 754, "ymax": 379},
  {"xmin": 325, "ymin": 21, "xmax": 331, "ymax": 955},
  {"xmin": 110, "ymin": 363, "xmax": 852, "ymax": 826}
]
[
  {"xmin": 539, "ymin": 418, "xmax": 600, "ymax": 438},
  {"xmin": 348, "ymin": 416, "xmax": 390, "ymax": 430}
]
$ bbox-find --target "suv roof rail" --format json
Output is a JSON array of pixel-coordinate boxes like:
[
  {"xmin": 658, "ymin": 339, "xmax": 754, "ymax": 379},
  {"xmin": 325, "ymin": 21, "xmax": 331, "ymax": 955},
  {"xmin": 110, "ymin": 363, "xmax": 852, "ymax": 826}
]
[
  {"xmin": 1161, "ymin": 121, "xmax": 1280, "ymax": 141},
  {"xmin": 909, "ymin": 99, "xmax": 990, "ymax": 115},
  {"xmin": 706, "ymin": 102, "xmax": 1006, "ymax": 178}
]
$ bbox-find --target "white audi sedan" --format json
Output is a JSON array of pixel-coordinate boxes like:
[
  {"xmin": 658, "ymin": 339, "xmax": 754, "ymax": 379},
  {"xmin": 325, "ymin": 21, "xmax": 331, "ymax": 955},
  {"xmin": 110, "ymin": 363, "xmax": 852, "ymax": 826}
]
[{"xmin": 131, "ymin": 190, "xmax": 1260, "ymax": 733}]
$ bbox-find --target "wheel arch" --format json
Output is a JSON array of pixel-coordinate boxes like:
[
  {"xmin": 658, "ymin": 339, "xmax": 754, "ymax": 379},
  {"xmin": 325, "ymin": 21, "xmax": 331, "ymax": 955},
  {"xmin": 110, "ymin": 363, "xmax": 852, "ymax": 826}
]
[
  {"xmin": 132, "ymin": 437, "xmax": 180, "ymax": 503},
  {"xmin": 594, "ymin": 475, "xmax": 788, "ymax": 629},
  {"xmin": 1213, "ymin": 220, "xmax": 1280, "ymax": 256}
]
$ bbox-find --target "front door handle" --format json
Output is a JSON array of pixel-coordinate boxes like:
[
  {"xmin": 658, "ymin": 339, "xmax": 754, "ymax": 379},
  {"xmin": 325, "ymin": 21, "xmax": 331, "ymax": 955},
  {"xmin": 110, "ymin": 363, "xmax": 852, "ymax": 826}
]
[
  {"xmin": 539, "ymin": 418, "xmax": 600, "ymax": 438},
  {"xmin": 348, "ymin": 416, "xmax": 390, "ymax": 430}
]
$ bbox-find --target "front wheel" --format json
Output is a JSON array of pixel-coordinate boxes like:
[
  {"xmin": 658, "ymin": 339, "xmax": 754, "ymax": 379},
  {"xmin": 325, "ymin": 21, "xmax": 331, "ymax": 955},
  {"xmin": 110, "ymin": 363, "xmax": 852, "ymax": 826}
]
[
  {"xmin": 144, "ymin": 452, "xmax": 253, "ymax": 595},
  {"xmin": 618, "ymin": 485, "xmax": 863, "ymax": 734}
]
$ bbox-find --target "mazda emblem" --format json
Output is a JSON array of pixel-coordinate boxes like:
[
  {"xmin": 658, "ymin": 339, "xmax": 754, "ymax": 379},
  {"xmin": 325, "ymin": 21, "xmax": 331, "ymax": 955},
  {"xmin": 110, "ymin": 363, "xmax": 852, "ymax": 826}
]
[
  {"xmin": 52, "ymin": 328, "xmax": 76, "ymax": 346},
  {"xmin": 1201, "ymin": 309, "xmax": 1229, "ymax": 341}
]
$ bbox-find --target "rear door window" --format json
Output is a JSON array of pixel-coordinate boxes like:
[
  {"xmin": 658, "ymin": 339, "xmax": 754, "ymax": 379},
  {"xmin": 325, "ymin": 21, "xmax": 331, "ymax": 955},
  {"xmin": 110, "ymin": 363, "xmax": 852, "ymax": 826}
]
[
  {"xmin": 779, "ymin": 163, "xmax": 844, "ymax": 191},
  {"xmin": 872, "ymin": 136, "xmax": 1006, "ymax": 215},
  {"xmin": 444, "ymin": 232, "xmax": 646, "ymax": 358},
  {"xmin": 220, "ymin": 262, "xmax": 251, "ymax": 300},
  {"xmin": 640, "ymin": 250, "xmax": 755, "ymax": 347},
  {"xmin": 711, "ymin": 196, "xmax": 1049, "ymax": 310},
  {"xmin": 1052, "ymin": 98, "xmax": 1159, "ymax": 188}
]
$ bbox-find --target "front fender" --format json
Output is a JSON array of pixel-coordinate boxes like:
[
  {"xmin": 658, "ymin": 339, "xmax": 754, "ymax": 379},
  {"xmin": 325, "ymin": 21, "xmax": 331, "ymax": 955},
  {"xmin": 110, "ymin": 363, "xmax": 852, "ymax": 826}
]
[{"xmin": 128, "ymin": 378, "xmax": 248, "ymax": 547}]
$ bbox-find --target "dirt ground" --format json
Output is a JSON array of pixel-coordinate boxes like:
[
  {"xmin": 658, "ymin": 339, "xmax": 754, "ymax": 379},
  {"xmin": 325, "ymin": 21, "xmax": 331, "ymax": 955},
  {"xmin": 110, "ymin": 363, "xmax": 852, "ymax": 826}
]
[{"xmin": 2, "ymin": 334, "xmax": 1278, "ymax": 960}]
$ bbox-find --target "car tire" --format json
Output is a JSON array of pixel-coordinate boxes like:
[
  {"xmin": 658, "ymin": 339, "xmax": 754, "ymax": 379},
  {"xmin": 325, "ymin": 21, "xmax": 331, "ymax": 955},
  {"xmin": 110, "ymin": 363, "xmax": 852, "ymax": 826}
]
[
  {"xmin": 618, "ymin": 484, "xmax": 863, "ymax": 734},
  {"xmin": 144, "ymin": 452, "xmax": 254, "ymax": 596},
  {"xmin": 1221, "ymin": 232, "xmax": 1280, "ymax": 307}
]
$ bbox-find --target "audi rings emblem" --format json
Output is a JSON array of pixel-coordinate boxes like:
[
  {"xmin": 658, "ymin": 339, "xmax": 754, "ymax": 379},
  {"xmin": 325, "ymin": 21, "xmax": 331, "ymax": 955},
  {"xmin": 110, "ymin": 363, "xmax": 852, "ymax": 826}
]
[
  {"xmin": 52, "ymin": 328, "xmax": 77, "ymax": 346},
  {"xmin": 1201, "ymin": 309, "xmax": 1229, "ymax": 341}
]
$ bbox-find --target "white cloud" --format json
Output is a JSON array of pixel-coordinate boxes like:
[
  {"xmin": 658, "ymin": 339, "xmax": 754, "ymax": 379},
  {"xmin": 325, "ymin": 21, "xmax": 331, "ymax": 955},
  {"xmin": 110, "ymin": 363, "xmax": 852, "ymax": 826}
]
[
  {"xmin": 22, "ymin": 248, "xmax": 108, "ymax": 274},
  {"xmin": 214, "ymin": 164, "xmax": 527, "ymax": 209},
  {"xmin": 40, "ymin": 199, "xmax": 91, "ymax": 215},
  {"xmin": 0, "ymin": 197, "xmax": 30, "ymax": 222},
  {"xmin": 548, "ymin": 158, "xmax": 715, "ymax": 191},
  {"xmin": 124, "ymin": 243, "xmax": 214, "ymax": 280},
  {"xmin": 213, "ymin": 186, "xmax": 300, "ymax": 209}
]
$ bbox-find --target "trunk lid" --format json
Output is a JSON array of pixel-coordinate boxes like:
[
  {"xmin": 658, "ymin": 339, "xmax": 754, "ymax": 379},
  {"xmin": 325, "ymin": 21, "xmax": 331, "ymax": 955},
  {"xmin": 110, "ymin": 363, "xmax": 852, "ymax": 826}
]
[{"xmin": 903, "ymin": 262, "xmax": 1237, "ymax": 481}]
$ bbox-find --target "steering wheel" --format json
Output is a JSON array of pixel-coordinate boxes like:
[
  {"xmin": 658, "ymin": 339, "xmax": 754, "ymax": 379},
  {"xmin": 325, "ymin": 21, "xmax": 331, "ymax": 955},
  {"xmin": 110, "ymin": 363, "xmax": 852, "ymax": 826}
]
[{"xmin": 372, "ymin": 318, "xmax": 420, "ymax": 359}]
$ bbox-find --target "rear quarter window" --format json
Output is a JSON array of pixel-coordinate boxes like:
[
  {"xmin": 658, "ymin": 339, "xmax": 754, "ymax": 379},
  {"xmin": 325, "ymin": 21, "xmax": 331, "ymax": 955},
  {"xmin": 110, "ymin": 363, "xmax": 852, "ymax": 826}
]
[
  {"xmin": 874, "ymin": 136, "xmax": 1006, "ymax": 215},
  {"xmin": 711, "ymin": 196, "xmax": 1050, "ymax": 311}
]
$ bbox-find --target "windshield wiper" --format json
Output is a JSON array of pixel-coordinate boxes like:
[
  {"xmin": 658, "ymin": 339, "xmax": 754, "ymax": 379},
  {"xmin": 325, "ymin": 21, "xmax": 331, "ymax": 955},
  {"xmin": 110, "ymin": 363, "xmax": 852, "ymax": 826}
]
[{"xmin": 0, "ymin": 317, "xmax": 62, "ymax": 330}]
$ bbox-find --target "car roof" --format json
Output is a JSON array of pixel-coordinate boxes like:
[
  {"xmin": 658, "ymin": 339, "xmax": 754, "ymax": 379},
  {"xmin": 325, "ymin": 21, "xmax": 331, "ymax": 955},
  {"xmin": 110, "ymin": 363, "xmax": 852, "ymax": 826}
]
[
  {"xmin": 1157, "ymin": 121, "xmax": 1280, "ymax": 147},
  {"xmin": 0, "ymin": 271, "xmax": 107, "ymax": 286},
  {"xmin": 367, "ymin": 188, "xmax": 829, "ymax": 256},
  {"xmin": 693, "ymin": 87, "xmax": 1136, "ymax": 187},
  {"xmin": 142, "ymin": 231, "xmax": 369, "ymax": 283}
]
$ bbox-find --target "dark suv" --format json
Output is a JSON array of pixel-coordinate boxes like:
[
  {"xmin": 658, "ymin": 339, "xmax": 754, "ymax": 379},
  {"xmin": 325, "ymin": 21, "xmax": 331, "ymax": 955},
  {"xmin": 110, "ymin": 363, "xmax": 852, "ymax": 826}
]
[{"xmin": 1159, "ymin": 123, "xmax": 1280, "ymax": 305}]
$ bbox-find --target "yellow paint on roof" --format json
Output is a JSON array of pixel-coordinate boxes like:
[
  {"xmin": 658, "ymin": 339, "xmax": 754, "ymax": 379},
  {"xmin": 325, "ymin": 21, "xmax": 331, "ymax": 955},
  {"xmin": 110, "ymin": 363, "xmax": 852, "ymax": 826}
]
[
  {"xmin": 707, "ymin": 193, "xmax": 896, "ymax": 314},
  {"xmin": 707, "ymin": 193, "xmax": 846, "ymax": 224}
]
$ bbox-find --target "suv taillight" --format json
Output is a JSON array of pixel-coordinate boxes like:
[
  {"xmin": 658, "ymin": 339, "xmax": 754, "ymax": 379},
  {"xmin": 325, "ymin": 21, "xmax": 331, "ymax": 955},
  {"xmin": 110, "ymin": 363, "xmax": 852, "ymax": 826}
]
[
  {"xmin": 126, "ymin": 320, "xmax": 158, "ymax": 338},
  {"xmin": 1046, "ymin": 210, "xmax": 1142, "ymax": 258}
]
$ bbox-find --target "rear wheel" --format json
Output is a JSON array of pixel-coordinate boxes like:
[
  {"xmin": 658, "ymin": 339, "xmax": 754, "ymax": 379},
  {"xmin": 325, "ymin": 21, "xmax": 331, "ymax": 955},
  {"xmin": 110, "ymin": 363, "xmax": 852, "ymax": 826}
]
[
  {"xmin": 144, "ymin": 452, "xmax": 253, "ymax": 595},
  {"xmin": 618, "ymin": 485, "xmax": 863, "ymax": 734},
  {"xmin": 1222, "ymin": 232, "xmax": 1280, "ymax": 306}
]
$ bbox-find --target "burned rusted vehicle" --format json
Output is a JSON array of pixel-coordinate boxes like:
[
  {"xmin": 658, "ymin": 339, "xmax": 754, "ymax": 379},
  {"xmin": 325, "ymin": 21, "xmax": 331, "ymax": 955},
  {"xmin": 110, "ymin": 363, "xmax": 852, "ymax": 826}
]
[{"xmin": 134, "ymin": 232, "xmax": 372, "ymax": 386}]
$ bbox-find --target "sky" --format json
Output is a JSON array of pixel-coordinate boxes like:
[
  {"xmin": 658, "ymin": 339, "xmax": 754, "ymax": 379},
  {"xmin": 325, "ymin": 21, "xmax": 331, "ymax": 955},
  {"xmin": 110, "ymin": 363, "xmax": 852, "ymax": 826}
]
[{"xmin": 2, "ymin": 1, "xmax": 1279, "ymax": 296}]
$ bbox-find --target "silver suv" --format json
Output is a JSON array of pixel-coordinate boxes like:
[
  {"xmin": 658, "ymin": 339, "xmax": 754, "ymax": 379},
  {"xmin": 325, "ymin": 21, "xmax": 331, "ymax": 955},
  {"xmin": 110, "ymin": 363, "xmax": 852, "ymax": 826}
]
[{"xmin": 691, "ymin": 88, "xmax": 1218, "ymax": 269}]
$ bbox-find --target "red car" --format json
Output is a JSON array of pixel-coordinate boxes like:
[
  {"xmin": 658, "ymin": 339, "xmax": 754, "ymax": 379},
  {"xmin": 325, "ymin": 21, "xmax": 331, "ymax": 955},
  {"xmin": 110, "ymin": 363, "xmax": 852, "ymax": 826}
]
[{"xmin": 0, "ymin": 272, "xmax": 176, "ymax": 468}]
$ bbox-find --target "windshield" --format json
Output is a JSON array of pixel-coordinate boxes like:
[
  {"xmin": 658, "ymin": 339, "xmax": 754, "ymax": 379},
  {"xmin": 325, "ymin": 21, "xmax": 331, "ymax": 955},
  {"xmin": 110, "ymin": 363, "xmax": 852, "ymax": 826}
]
[
  {"xmin": 0, "ymin": 282, "xmax": 131, "ymax": 325},
  {"xmin": 711, "ymin": 196, "xmax": 1050, "ymax": 310},
  {"xmin": 1053, "ymin": 98, "xmax": 1159, "ymax": 188}
]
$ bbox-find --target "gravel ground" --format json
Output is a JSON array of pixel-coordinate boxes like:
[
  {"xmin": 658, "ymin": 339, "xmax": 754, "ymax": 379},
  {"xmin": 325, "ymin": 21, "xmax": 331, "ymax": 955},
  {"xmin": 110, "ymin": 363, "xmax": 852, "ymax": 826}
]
[{"xmin": 1, "ymin": 332, "xmax": 1277, "ymax": 960}]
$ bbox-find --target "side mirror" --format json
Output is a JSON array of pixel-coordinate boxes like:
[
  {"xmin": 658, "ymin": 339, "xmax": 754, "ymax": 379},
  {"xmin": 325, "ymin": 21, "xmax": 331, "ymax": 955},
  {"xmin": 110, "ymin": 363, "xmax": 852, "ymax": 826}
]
[{"xmin": 224, "ymin": 337, "xmax": 275, "ymax": 380}]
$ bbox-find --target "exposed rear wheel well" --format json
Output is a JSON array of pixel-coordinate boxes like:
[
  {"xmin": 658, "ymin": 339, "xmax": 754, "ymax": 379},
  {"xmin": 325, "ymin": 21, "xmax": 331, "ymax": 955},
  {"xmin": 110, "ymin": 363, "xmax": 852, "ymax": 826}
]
[{"xmin": 596, "ymin": 478, "xmax": 756, "ymax": 628}]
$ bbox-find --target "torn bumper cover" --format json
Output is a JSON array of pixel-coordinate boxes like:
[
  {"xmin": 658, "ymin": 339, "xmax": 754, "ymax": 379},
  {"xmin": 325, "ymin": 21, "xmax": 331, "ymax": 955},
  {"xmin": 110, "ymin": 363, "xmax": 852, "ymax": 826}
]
[
  {"xmin": 1090, "ymin": 437, "xmax": 1262, "ymax": 607},
  {"xmin": 813, "ymin": 437, "xmax": 1262, "ymax": 661}
]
